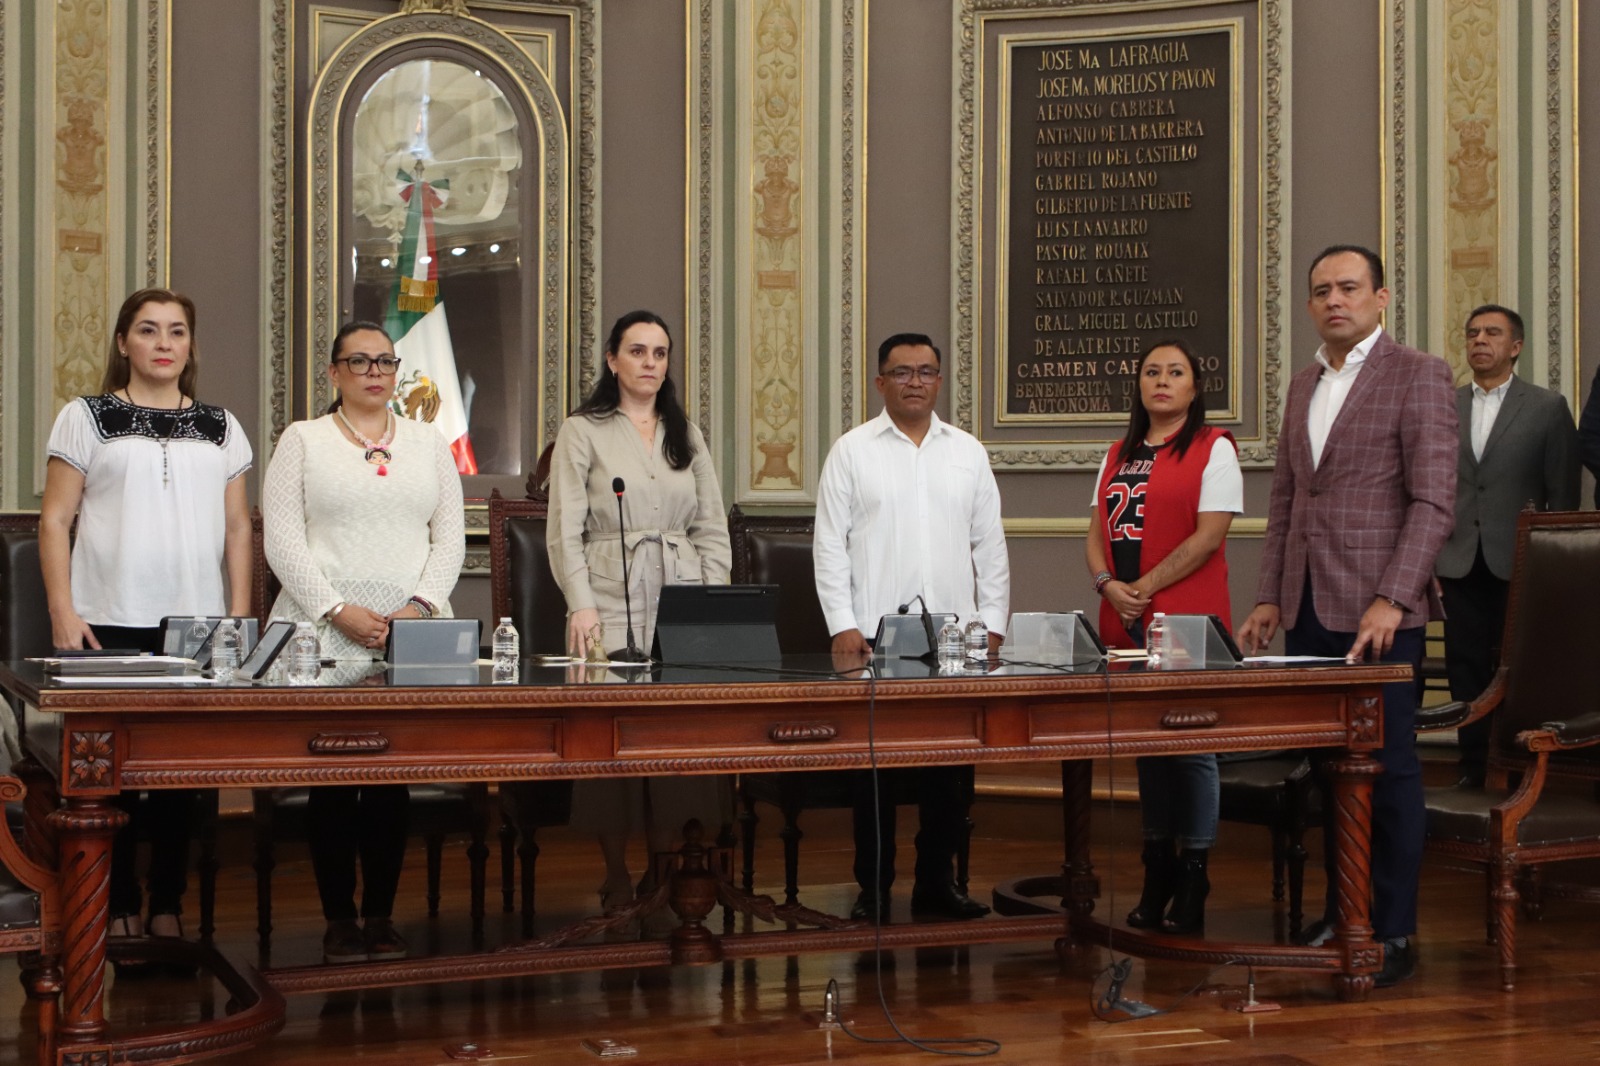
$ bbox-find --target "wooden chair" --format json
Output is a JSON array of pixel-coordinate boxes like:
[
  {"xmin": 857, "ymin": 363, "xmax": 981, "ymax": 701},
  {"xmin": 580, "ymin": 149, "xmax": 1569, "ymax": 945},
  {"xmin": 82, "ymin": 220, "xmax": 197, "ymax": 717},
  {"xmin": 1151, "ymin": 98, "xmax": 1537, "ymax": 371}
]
[
  {"xmin": 0, "ymin": 775, "xmax": 61, "ymax": 1066},
  {"xmin": 727, "ymin": 506, "xmax": 974, "ymax": 904},
  {"xmin": 1214, "ymin": 752, "xmax": 1320, "ymax": 935},
  {"xmin": 0, "ymin": 513, "xmax": 221, "ymax": 940},
  {"xmin": 1417, "ymin": 509, "xmax": 1600, "ymax": 991},
  {"xmin": 247, "ymin": 508, "xmax": 492, "ymax": 947},
  {"xmin": 487, "ymin": 486, "xmax": 574, "ymax": 935}
]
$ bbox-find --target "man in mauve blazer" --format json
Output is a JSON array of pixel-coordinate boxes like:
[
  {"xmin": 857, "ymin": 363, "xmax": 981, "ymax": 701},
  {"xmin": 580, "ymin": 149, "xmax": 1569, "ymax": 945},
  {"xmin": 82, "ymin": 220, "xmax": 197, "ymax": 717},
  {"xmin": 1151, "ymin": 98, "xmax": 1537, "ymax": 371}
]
[
  {"xmin": 1436, "ymin": 304, "xmax": 1579, "ymax": 785},
  {"xmin": 1240, "ymin": 245, "xmax": 1457, "ymax": 988}
]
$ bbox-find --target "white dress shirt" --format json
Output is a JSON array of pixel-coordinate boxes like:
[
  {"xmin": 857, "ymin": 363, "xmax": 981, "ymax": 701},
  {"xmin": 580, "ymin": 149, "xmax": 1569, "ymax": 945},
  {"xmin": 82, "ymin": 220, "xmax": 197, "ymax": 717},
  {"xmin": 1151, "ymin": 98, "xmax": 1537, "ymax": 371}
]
[
  {"xmin": 1307, "ymin": 325, "xmax": 1384, "ymax": 468},
  {"xmin": 1470, "ymin": 376, "xmax": 1512, "ymax": 460},
  {"xmin": 814, "ymin": 409, "xmax": 1011, "ymax": 639}
]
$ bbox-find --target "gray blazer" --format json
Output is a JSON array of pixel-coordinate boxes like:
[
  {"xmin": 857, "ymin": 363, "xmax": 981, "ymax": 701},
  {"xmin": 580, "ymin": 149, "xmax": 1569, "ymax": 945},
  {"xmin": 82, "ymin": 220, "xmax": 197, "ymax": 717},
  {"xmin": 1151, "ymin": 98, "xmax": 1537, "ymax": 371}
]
[{"xmin": 1436, "ymin": 374, "xmax": 1579, "ymax": 580}]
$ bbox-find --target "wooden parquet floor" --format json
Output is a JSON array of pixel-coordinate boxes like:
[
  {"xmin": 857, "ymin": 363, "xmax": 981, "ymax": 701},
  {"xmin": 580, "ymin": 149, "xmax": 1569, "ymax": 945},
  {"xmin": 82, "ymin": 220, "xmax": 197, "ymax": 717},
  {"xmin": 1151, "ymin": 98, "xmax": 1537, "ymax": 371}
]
[{"xmin": 5, "ymin": 784, "xmax": 1600, "ymax": 1066}]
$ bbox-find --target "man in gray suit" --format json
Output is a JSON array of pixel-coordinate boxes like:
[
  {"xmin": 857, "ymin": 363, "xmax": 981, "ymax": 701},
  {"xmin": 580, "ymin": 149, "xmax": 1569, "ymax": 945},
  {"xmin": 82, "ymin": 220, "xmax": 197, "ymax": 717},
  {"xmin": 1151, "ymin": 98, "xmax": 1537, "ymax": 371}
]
[{"xmin": 1436, "ymin": 304, "xmax": 1579, "ymax": 786}]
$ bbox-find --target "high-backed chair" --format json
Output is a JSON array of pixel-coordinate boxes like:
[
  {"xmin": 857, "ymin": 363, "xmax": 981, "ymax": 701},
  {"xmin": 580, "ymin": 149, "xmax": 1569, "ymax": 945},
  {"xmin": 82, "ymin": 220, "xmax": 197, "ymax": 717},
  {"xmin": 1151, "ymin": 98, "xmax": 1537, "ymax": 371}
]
[
  {"xmin": 1418, "ymin": 509, "xmax": 1600, "ymax": 991},
  {"xmin": 0, "ymin": 513, "xmax": 221, "ymax": 939},
  {"xmin": 248, "ymin": 508, "xmax": 491, "ymax": 947},
  {"xmin": 727, "ymin": 506, "xmax": 974, "ymax": 904},
  {"xmin": 487, "ymin": 487, "xmax": 573, "ymax": 935},
  {"xmin": 1214, "ymin": 752, "xmax": 1320, "ymax": 934}
]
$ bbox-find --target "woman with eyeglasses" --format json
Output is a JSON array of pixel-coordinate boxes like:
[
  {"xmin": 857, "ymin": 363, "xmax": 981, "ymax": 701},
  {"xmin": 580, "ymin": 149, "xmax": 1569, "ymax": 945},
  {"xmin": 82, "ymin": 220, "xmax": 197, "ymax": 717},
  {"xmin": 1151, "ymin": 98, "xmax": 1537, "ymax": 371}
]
[
  {"xmin": 263, "ymin": 319, "xmax": 465, "ymax": 962},
  {"xmin": 41, "ymin": 287, "xmax": 252, "ymax": 955},
  {"xmin": 546, "ymin": 309, "xmax": 732, "ymax": 914},
  {"xmin": 1085, "ymin": 338, "xmax": 1241, "ymax": 936}
]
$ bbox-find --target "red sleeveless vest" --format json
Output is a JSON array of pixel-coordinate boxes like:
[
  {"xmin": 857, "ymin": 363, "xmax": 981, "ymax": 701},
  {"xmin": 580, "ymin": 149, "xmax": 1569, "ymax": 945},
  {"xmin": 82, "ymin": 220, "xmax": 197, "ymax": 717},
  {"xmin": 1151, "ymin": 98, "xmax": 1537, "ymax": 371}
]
[{"xmin": 1095, "ymin": 425, "xmax": 1234, "ymax": 649}]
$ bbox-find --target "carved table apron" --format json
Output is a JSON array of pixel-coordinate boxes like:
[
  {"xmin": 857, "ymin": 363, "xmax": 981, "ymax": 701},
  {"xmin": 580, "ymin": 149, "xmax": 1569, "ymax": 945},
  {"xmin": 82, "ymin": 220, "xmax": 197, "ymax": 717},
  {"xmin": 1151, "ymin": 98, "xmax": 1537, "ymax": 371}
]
[{"xmin": 0, "ymin": 657, "xmax": 1404, "ymax": 1065}]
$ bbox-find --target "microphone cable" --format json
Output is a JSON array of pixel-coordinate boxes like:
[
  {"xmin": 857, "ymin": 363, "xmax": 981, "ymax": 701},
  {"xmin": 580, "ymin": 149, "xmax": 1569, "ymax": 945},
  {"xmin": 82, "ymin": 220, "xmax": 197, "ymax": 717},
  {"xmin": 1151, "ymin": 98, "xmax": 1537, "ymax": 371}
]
[{"xmin": 834, "ymin": 657, "xmax": 1001, "ymax": 1058}]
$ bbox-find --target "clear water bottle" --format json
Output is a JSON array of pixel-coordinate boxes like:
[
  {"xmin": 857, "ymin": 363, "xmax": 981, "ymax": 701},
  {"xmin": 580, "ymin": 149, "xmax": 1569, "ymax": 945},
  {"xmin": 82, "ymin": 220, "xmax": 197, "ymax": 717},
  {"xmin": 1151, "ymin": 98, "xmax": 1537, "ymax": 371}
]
[
  {"xmin": 210, "ymin": 619, "xmax": 242, "ymax": 683},
  {"xmin": 286, "ymin": 622, "xmax": 321, "ymax": 685},
  {"xmin": 936, "ymin": 618, "xmax": 965, "ymax": 669},
  {"xmin": 963, "ymin": 618, "xmax": 989, "ymax": 664},
  {"xmin": 1145, "ymin": 612, "xmax": 1167, "ymax": 669},
  {"xmin": 492, "ymin": 616, "xmax": 520, "ymax": 683}
]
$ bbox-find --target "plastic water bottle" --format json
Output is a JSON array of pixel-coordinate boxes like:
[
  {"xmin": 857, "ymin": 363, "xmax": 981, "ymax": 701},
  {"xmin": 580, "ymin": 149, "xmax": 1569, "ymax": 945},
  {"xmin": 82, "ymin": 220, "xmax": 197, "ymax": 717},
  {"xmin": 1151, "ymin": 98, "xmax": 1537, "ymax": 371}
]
[
  {"xmin": 210, "ymin": 619, "xmax": 242, "ymax": 683},
  {"xmin": 936, "ymin": 618, "xmax": 965, "ymax": 669},
  {"xmin": 286, "ymin": 622, "xmax": 321, "ymax": 685},
  {"xmin": 1145, "ymin": 612, "xmax": 1168, "ymax": 669},
  {"xmin": 963, "ymin": 618, "xmax": 989, "ymax": 665},
  {"xmin": 492, "ymin": 617, "xmax": 520, "ymax": 683}
]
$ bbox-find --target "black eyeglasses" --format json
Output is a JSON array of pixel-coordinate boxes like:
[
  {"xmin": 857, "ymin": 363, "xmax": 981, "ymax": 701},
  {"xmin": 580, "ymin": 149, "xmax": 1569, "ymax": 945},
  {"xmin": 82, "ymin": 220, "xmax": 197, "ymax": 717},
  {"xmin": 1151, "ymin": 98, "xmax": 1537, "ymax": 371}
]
[
  {"xmin": 335, "ymin": 355, "xmax": 401, "ymax": 375},
  {"xmin": 883, "ymin": 365, "xmax": 940, "ymax": 384}
]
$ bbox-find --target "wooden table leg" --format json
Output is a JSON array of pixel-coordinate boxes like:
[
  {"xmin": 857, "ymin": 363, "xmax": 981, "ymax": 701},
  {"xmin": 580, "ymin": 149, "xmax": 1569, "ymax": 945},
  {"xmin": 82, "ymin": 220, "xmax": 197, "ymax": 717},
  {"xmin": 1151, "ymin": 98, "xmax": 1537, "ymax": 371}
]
[
  {"xmin": 1056, "ymin": 759, "xmax": 1098, "ymax": 957},
  {"xmin": 1325, "ymin": 751, "xmax": 1381, "ymax": 1001},
  {"xmin": 47, "ymin": 797, "xmax": 125, "ymax": 1056}
]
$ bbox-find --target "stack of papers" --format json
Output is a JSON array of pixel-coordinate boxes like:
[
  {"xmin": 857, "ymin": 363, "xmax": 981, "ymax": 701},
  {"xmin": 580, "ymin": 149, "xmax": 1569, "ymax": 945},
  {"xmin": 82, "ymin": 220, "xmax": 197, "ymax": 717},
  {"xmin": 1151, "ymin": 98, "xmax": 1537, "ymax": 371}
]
[{"xmin": 35, "ymin": 655, "xmax": 197, "ymax": 677}]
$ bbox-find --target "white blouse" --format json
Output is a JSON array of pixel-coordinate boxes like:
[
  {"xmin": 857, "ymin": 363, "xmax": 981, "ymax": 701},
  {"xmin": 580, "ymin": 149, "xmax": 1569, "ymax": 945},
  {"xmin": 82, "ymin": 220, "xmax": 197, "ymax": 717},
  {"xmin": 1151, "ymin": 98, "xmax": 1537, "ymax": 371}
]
[
  {"xmin": 262, "ymin": 414, "xmax": 465, "ymax": 659},
  {"xmin": 47, "ymin": 394, "xmax": 252, "ymax": 627}
]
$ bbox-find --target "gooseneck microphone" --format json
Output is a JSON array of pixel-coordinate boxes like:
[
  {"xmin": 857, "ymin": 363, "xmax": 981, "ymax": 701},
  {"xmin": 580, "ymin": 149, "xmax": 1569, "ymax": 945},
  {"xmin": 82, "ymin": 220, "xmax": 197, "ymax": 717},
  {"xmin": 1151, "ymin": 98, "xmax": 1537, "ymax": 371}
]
[
  {"xmin": 897, "ymin": 594, "xmax": 939, "ymax": 663},
  {"xmin": 611, "ymin": 477, "xmax": 649, "ymax": 662}
]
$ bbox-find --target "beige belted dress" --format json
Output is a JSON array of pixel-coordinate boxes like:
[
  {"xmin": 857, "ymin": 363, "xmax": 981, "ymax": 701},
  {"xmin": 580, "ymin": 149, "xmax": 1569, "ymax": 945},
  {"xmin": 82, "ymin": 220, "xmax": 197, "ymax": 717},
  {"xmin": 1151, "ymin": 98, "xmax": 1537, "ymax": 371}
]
[{"xmin": 546, "ymin": 409, "xmax": 732, "ymax": 836}]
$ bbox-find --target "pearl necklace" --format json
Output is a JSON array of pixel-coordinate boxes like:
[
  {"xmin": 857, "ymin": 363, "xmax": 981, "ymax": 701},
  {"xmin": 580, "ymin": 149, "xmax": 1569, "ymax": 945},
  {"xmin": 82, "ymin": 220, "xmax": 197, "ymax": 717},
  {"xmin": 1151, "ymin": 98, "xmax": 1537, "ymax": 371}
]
[{"xmin": 336, "ymin": 407, "xmax": 395, "ymax": 476}]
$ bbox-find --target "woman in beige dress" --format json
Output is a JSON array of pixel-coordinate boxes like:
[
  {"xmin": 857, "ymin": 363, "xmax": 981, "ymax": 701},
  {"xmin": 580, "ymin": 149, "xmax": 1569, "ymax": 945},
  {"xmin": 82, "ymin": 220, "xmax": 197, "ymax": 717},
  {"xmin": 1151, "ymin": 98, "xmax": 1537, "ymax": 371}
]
[{"xmin": 547, "ymin": 310, "xmax": 732, "ymax": 910}]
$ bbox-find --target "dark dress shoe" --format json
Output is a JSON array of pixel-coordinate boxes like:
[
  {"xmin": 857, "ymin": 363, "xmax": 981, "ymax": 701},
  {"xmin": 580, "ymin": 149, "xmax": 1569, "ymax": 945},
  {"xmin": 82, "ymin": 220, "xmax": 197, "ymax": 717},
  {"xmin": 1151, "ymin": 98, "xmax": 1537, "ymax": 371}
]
[
  {"xmin": 910, "ymin": 882, "xmax": 991, "ymax": 920},
  {"xmin": 1375, "ymin": 936, "xmax": 1416, "ymax": 988},
  {"xmin": 850, "ymin": 891, "xmax": 890, "ymax": 921},
  {"xmin": 1295, "ymin": 917, "xmax": 1336, "ymax": 947}
]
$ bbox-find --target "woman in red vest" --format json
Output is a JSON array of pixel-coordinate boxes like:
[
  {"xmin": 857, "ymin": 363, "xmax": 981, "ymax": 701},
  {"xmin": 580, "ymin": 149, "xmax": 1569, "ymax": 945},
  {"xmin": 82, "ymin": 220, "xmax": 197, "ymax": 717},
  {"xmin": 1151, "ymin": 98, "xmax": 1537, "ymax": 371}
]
[{"xmin": 1086, "ymin": 339, "xmax": 1242, "ymax": 934}]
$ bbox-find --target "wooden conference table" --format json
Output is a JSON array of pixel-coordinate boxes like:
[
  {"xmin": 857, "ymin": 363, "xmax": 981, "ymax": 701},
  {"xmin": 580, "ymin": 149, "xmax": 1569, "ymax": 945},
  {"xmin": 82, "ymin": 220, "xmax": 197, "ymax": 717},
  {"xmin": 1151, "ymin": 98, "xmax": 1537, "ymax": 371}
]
[{"xmin": 0, "ymin": 652, "xmax": 1407, "ymax": 1065}]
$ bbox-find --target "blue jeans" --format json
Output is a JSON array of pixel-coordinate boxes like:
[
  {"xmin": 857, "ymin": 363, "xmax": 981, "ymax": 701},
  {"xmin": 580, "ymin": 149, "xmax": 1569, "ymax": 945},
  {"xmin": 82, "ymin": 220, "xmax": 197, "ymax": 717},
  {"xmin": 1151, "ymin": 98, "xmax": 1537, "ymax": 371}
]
[{"xmin": 1135, "ymin": 754, "xmax": 1219, "ymax": 849}]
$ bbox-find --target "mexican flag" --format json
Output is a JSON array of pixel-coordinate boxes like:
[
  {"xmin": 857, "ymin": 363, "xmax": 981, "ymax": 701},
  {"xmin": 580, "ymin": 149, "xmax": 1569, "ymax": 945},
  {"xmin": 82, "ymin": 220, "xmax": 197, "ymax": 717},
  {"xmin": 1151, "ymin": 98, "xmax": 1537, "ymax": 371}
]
[{"xmin": 385, "ymin": 170, "xmax": 478, "ymax": 474}]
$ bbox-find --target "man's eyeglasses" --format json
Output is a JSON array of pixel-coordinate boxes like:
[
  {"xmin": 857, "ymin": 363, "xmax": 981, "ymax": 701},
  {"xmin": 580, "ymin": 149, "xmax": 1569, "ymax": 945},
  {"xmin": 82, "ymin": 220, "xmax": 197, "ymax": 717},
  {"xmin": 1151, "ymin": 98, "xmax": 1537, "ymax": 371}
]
[
  {"xmin": 336, "ymin": 355, "xmax": 402, "ymax": 375},
  {"xmin": 883, "ymin": 365, "xmax": 940, "ymax": 384}
]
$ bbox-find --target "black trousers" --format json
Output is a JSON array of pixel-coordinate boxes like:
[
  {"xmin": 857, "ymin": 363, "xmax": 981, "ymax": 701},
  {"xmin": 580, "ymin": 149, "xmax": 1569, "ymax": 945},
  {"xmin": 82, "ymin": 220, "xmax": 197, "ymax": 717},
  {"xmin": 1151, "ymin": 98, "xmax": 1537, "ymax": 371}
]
[
  {"xmin": 85, "ymin": 625, "xmax": 198, "ymax": 920},
  {"xmin": 307, "ymin": 785, "xmax": 410, "ymax": 922},
  {"xmin": 1286, "ymin": 594, "xmax": 1425, "ymax": 939},
  {"xmin": 1439, "ymin": 547, "xmax": 1509, "ymax": 778},
  {"xmin": 850, "ymin": 765, "xmax": 973, "ymax": 894}
]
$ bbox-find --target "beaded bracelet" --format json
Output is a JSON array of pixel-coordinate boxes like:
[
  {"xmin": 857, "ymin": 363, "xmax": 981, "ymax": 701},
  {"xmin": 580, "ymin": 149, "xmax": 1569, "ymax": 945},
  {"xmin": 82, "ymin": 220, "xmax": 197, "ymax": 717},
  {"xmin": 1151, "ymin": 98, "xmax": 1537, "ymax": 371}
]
[
  {"xmin": 1093, "ymin": 570, "xmax": 1113, "ymax": 595},
  {"xmin": 408, "ymin": 596, "xmax": 435, "ymax": 619}
]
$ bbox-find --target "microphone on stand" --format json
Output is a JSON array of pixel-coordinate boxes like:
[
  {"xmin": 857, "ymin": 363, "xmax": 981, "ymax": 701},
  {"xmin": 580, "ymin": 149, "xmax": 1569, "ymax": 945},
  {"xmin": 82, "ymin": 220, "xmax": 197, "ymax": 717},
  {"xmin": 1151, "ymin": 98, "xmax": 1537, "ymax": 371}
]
[
  {"xmin": 897, "ymin": 594, "xmax": 939, "ymax": 663},
  {"xmin": 611, "ymin": 477, "xmax": 650, "ymax": 662}
]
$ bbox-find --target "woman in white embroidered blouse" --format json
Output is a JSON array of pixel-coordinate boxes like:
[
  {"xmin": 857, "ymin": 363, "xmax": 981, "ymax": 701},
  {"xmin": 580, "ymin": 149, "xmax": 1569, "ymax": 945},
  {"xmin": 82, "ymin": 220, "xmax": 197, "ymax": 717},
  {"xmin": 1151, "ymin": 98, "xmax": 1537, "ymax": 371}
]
[
  {"xmin": 40, "ymin": 287, "xmax": 253, "ymax": 950},
  {"xmin": 263, "ymin": 320, "xmax": 465, "ymax": 963}
]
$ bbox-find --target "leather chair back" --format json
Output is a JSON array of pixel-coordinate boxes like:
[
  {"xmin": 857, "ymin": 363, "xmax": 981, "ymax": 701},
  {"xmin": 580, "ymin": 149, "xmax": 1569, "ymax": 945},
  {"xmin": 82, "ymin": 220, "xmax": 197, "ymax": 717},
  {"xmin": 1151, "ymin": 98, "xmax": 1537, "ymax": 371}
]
[
  {"xmin": 0, "ymin": 515, "xmax": 50, "ymax": 662},
  {"xmin": 1492, "ymin": 510, "xmax": 1600, "ymax": 777},
  {"xmin": 727, "ymin": 506, "xmax": 829, "ymax": 654},
  {"xmin": 488, "ymin": 490, "xmax": 566, "ymax": 656}
]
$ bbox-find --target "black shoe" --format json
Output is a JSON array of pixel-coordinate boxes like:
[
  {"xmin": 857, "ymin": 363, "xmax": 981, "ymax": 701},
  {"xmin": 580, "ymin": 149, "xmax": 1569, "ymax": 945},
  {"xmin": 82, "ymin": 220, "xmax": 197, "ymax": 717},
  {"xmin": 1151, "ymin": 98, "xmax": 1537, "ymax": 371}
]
[
  {"xmin": 1126, "ymin": 839, "xmax": 1176, "ymax": 929},
  {"xmin": 910, "ymin": 882, "xmax": 991, "ymax": 920},
  {"xmin": 1295, "ymin": 917, "xmax": 1336, "ymax": 947},
  {"xmin": 1455, "ymin": 771, "xmax": 1486, "ymax": 789},
  {"xmin": 1375, "ymin": 936, "xmax": 1416, "ymax": 988},
  {"xmin": 850, "ymin": 891, "xmax": 890, "ymax": 922},
  {"xmin": 1160, "ymin": 848, "xmax": 1209, "ymax": 935}
]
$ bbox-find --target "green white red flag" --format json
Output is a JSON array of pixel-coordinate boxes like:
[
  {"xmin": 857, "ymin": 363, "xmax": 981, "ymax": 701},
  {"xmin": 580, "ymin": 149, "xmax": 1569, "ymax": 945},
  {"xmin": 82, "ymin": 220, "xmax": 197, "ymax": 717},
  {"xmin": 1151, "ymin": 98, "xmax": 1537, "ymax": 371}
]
[{"xmin": 385, "ymin": 170, "xmax": 478, "ymax": 474}]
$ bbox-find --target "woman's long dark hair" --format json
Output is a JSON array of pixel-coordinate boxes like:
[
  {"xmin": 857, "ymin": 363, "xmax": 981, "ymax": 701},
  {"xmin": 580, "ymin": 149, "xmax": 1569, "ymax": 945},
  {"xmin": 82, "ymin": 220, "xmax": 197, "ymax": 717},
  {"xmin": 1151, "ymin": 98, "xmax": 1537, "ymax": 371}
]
[
  {"xmin": 573, "ymin": 310, "xmax": 693, "ymax": 470},
  {"xmin": 1114, "ymin": 338, "xmax": 1208, "ymax": 464},
  {"xmin": 325, "ymin": 320, "xmax": 393, "ymax": 414}
]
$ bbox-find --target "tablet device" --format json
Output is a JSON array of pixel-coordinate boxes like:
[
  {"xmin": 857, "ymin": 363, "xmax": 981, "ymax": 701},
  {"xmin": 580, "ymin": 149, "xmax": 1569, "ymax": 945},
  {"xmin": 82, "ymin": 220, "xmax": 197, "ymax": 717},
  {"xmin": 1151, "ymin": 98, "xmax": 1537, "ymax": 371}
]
[
  {"xmin": 237, "ymin": 620, "xmax": 296, "ymax": 680},
  {"xmin": 387, "ymin": 618, "xmax": 481, "ymax": 666},
  {"xmin": 651, "ymin": 584, "xmax": 781, "ymax": 662},
  {"xmin": 162, "ymin": 616, "xmax": 259, "ymax": 666}
]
